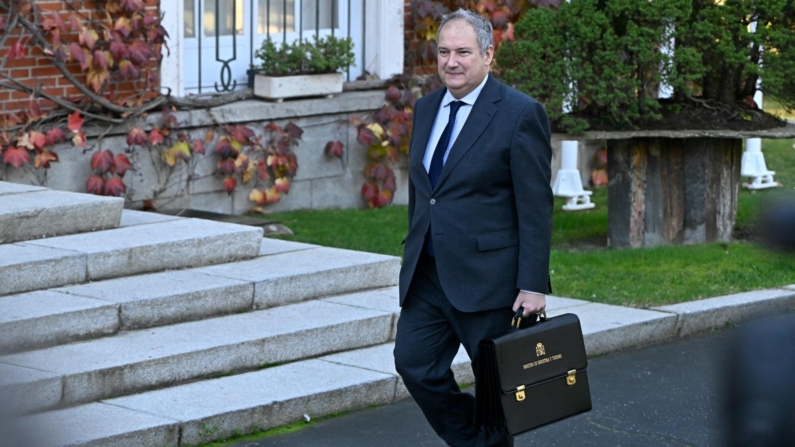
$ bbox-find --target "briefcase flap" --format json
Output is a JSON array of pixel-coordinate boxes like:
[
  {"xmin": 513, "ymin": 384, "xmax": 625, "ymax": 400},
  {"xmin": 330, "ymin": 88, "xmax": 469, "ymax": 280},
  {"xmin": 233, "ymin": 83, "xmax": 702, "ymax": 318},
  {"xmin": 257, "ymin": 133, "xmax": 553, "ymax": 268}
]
[{"xmin": 492, "ymin": 313, "xmax": 587, "ymax": 395}]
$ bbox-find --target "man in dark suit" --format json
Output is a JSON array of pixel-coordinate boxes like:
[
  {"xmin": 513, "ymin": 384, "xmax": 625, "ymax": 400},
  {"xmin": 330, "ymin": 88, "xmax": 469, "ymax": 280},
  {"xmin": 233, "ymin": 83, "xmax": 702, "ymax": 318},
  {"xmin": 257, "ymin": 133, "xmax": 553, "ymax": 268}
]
[{"xmin": 393, "ymin": 9, "xmax": 553, "ymax": 447}]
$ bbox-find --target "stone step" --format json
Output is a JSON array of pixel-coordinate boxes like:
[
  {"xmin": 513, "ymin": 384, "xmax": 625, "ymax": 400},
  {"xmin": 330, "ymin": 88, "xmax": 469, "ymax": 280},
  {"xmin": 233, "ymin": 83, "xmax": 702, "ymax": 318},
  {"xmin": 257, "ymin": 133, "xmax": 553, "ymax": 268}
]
[
  {"xmin": 0, "ymin": 247, "xmax": 399, "ymax": 353},
  {"xmin": 0, "ymin": 294, "xmax": 396, "ymax": 412},
  {"xmin": 1, "ymin": 343, "xmax": 471, "ymax": 447},
  {"xmin": 0, "ymin": 182, "xmax": 123, "ymax": 244},
  {"xmin": 0, "ymin": 217, "xmax": 263, "ymax": 296}
]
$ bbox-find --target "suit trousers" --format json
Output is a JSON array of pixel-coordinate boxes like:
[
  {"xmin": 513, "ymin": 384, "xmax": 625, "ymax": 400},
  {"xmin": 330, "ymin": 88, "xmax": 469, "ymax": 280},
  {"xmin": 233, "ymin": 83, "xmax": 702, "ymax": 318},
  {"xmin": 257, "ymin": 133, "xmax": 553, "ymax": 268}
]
[{"xmin": 394, "ymin": 252, "xmax": 536, "ymax": 447}]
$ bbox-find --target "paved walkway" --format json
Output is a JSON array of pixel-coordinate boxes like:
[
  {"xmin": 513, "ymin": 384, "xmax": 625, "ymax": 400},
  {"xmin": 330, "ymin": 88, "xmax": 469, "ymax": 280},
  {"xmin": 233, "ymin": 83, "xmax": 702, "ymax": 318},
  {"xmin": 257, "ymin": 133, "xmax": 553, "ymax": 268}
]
[{"xmin": 233, "ymin": 325, "xmax": 735, "ymax": 447}]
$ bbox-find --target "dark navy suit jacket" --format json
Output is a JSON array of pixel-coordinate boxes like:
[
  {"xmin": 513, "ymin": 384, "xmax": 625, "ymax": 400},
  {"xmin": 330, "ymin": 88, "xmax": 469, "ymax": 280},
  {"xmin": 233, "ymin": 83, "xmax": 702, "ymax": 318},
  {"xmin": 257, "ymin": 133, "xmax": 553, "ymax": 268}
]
[{"xmin": 399, "ymin": 74, "xmax": 553, "ymax": 312}]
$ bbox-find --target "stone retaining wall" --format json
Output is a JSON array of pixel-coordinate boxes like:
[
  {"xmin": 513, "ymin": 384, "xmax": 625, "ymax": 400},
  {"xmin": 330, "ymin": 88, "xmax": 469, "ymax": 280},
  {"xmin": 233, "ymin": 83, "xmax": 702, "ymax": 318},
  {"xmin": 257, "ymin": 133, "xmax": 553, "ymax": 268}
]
[{"xmin": 1, "ymin": 91, "xmax": 603, "ymax": 215}]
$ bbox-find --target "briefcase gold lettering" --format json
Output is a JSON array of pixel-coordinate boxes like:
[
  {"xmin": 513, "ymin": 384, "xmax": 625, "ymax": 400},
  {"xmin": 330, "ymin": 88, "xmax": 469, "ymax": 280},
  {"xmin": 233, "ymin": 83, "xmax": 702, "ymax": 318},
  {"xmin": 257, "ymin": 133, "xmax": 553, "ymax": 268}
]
[{"xmin": 536, "ymin": 342, "xmax": 545, "ymax": 356}]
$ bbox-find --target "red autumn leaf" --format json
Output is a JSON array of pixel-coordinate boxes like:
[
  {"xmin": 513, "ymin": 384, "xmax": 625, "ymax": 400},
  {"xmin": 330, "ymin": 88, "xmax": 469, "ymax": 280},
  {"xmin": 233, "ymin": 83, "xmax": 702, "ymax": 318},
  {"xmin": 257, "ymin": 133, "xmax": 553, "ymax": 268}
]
[
  {"xmin": 383, "ymin": 175, "xmax": 397, "ymax": 193},
  {"xmin": 121, "ymin": 0, "xmax": 144, "ymax": 12},
  {"xmin": 149, "ymin": 25, "xmax": 169, "ymax": 47},
  {"xmin": 46, "ymin": 128, "xmax": 65, "ymax": 145},
  {"xmin": 79, "ymin": 27, "xmax": 97, "ymax": 50},
  {"xmin": 72, "ymin": 130, "xmax": 87, "ymax": 147},
  {"xmin": 118, "ymin": 60, "xmax": 140, "ymax": 80},
  {"xmin": 217, "ymin": 158, "xmax": 236, "ymax": 175},
  {"xmin": 228, "ymin": 125, "xmax": 255, "ymax": 144},
  {"xmin": 215, "ymin": 136, "xmax": 237, "ymax": 158},
  {"xmin": 110, "ymin": 40, "xmax": 130, "ymax": 61},
  {"xmin": 143, "ymin": 10, "xmax": 159, "ymax": 27},
  {"xmin": 29, "ymin": 131, "xmax": 46, "ymax": 150},
  {"xmin": 113, "ymin": 17, "xmax": 132, "ymax": 38},
  {"xmin": 257, "ymin": 159, "xmax": 269, "ymax": 181},
  {"xmin": 113, "ymin": 154, "xmax": 132, "ymax": 176},
  {"xmin": 376, "ymin": 190, "xmax": 394, "ymax": 208},
  {"xmin": 68, "ymin": 111, "xmax": 84, "ymax": 132},
  {"xmin": 93, "ymin": 50, "xmax": 111, "ymax": 70},
  {"xmin": 52, "ymin": 13, "xmax": 67, "ymax": 32},
  {"xmin": 491, "ymin": 10, "xmax": 511, "ymax": 28},
  {"xmin": 104, "ymin": 177, "xmax": 126, "ymax": 196},
  {"xmin": 68, "ymin": 42, "xmax": 86, "ymax": 69},
  {"xmin": 265, "ymin": 122, "xmax": 281, "ymax": 132},
  {"xmin": 3, "ymin": 146, "xmax": 30, "ymax": 168},
  {"xmin": 87, "ymin": 67, "xmax": 109, "ymax": 92},
  {"xmin": 361, "ymin": 182, "xmax": 379, "ymax": 206},
  {"xmin": 28, "ymin": 99, "xmax": 43, "ymax": 121},
  {"xmin": 222, "ymin": 177, "xmax": 237, "ymax": 195},
  {"xmin": 142, "ymin": 200, "xmax": 156, "ymax": 210},
  {"xmin": 162, "ymin": 114, "xmax": 178, "ymax": 129},
  {"xmin": 385, "ymin": 86, "xmax": 401, "ymax": 104},
  {"xmin": 192, "ymin": 139, "xmax": 205, "ymax": 155},
  {"xmin": 357, "ymin": 126, "xmax": 377, "ymax": 147},
  {"xmin": 275, "ymin": 177, "xmax": 291, "ymax": 194},
  {"xmin": 128, "ymin": 40, "xmax": 152, "ymax": 64},
  {"xmin": 86, "ymin": 175, "xmax": 105, "ymax": 194},
  {"xmin": 34, "ymin": 150, "xmax": 59, "ymax": 169},
  {"xmin": 324, "ymin": 140, "xmax": 344, "ymax": 159},
  {"xmin": 91, "ymin": 149, "xmax": 114, "ymax": 174},
  {"xmin": 127, "ymin": 128, "xmax": 148, "ymax": 146},
  {"xmin": 276, "ymin": 139, "xmax": 290, "ymax": 155},
  {"xmin": 284, "ymin": 122, "xmax": 303, "ymax": 139},
  {"xmin": 369, "ymin": 163, "xmax": 390, "ymax": 181},
  {"xmin": 68, "ymin": 14, "xmax": 81, "ymax": 32},
  {"xmin": 6, "ymin": 40, "xmax": 26, "ymax": 61},
  {"xmin": 205, "ymin": 129, "xmax": 215, "ymax": 144},
  {"xmin": 148, "ymin": 129, "xmax": 164, "ymax": 145},
  {"xmin": 0, "ymin": 15, "xmax": 5, "ymax": 33}
]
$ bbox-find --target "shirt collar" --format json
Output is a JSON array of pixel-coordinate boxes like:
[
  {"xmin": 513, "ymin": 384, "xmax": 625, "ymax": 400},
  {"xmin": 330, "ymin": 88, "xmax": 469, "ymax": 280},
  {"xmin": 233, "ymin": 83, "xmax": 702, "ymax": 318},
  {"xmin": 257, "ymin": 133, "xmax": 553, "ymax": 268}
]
[{"xmin": 442, "ymin": 73, "xmax": 490, "ymax": 108}]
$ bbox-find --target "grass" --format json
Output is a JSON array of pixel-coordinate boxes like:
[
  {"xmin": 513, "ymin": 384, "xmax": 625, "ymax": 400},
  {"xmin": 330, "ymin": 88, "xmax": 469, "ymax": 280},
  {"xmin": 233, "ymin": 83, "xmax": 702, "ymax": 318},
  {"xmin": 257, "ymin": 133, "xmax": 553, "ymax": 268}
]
[{"xmin": 258, "ymin": 138, "xmax": 795, "ymax": 308}]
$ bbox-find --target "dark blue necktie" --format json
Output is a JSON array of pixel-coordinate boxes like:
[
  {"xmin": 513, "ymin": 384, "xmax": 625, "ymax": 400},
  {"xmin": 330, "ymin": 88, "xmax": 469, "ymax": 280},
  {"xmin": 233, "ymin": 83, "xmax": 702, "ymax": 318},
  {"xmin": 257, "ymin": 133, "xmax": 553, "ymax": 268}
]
[{"xmin": 426, "ymin": 100, "xmax": 463, "ymax": 257}]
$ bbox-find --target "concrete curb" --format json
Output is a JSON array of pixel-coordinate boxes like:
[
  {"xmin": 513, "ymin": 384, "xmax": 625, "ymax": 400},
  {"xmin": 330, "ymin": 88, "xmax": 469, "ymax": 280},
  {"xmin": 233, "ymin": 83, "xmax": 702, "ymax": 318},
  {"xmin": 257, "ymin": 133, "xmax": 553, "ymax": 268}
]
[{"xmin": 652, "ymin": 288, "xmax": 795, "ymax": 337}]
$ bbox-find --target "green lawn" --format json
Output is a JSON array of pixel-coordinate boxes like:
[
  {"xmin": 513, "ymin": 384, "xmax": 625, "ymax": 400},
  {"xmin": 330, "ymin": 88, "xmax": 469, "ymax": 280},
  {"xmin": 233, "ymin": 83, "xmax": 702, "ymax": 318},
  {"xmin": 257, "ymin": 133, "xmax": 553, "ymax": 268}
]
[{"xmin": 260, "ymin": 138, "xmax": 795, "ymax": 308}]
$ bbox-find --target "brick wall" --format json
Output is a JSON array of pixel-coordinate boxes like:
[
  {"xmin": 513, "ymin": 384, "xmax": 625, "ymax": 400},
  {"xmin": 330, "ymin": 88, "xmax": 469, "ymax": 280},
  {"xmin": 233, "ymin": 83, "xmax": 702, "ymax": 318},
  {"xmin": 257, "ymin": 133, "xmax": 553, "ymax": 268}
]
[
  {"xmin": 0, "ymin": 0, "xmax": 159, "ymax": 116},
  {"xmin": 403, "ymin": 0, "xmax": 438, "ymax": 76}
]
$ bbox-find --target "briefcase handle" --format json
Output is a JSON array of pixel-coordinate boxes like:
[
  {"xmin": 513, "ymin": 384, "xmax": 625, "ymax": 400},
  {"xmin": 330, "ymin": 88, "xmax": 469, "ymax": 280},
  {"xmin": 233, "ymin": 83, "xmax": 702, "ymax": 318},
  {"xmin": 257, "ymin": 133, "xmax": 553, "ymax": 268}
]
[{"xmin": 510, "ymin": 308, "xmax": 547, "ymax": 330}]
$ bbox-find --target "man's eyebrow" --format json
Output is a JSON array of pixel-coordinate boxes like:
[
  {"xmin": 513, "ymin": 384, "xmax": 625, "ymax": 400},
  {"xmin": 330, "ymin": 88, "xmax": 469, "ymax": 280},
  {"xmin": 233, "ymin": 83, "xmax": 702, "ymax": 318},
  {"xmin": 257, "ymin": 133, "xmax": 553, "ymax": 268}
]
[{"xmin": 437, "ymin": 46, "xmax": 473, "ymax": 52}]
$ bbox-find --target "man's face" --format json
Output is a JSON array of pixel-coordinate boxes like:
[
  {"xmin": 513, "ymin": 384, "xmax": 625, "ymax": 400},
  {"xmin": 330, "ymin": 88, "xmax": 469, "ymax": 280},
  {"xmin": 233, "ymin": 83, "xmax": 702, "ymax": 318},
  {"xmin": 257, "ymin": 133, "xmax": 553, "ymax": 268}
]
[{"xmin": 437, "ymin": 19, "xmax": 494, "ymax": 99}]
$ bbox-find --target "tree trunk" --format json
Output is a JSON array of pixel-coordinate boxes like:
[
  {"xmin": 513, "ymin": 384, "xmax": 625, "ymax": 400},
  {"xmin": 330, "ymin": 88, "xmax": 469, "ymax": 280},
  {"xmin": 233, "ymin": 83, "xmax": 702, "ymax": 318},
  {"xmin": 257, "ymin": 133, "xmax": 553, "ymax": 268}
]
[{"xmin": 607, "ymin": 137, "xmax": 741, "ymax": 248}]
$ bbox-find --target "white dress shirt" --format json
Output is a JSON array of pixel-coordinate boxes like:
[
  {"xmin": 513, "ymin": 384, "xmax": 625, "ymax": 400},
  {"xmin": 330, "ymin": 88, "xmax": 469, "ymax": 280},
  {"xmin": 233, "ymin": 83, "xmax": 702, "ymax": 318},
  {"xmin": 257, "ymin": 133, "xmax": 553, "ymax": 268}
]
[{"xmin": 422, "ymin": 74, "xmax": 489, "ymax": 172}]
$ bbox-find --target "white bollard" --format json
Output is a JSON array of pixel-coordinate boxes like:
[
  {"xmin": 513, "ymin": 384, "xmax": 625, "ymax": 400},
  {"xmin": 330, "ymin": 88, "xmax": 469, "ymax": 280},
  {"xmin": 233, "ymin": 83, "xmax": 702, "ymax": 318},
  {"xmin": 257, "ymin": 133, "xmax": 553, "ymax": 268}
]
[
  {"xmin": 741, "ymin": 25, "xmax": 778, "ymax": 190},
  {"xmin": 552, "ymin": 140, "xmax": 595, "ymax": 211},
  {"xmin": 742, "ymin": 138, "xmax": 777, "ymax": 189}
]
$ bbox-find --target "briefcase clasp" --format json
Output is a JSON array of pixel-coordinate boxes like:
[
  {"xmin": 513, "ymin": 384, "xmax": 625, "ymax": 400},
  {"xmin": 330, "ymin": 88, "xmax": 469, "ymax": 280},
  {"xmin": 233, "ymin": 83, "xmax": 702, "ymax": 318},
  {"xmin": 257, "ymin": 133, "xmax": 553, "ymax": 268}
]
[
  {"xmin": 567, "ymin": 369, "xmax": 577, "ymax": 386},
  {"xmin": 515, "ymin": 385, "xmax": 526, "ymax": 401}
]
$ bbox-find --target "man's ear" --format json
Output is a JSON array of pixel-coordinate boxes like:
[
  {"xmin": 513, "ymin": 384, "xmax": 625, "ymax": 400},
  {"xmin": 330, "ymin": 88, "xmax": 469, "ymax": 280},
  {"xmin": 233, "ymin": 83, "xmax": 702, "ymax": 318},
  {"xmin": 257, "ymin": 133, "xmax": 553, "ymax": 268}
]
[{"xmin": 485, "ymin": 45, "xmax": 495, "ymax": 65}]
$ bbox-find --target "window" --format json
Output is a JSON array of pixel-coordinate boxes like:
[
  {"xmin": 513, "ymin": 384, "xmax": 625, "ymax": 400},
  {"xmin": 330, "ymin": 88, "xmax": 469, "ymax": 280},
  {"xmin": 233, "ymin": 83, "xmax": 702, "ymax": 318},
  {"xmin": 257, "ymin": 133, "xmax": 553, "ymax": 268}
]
[{"xmin": 181, "ymin": 0, "xmax": 364, "ymax": 94}]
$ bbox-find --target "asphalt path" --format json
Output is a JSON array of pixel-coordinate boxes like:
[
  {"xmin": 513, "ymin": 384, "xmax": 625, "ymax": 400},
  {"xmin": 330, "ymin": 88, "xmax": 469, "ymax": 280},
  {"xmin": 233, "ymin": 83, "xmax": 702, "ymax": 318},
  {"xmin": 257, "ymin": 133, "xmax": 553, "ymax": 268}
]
[{"xmin": 233, "ymin": 327, "xmax": 736, "ymax": 447}]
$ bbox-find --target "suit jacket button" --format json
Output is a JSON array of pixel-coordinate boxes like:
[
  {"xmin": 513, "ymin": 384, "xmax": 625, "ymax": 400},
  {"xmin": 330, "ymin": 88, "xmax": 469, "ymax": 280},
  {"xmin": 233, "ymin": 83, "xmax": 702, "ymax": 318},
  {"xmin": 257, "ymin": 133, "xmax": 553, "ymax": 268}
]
[{"xmin": 430, "ymin": 198, "xmax": 436, "ymax": 205}]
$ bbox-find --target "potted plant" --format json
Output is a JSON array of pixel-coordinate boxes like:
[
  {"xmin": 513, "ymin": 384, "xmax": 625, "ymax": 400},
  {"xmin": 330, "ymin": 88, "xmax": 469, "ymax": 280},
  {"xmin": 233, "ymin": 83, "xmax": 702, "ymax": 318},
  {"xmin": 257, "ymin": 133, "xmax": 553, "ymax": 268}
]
[
  {"xmin": 250, "ymin": 35, "xmax": 355, "ymax": 101},
  {"xmin": 496, "ymin": 0, "xmax": 795, "ymax": 247}
]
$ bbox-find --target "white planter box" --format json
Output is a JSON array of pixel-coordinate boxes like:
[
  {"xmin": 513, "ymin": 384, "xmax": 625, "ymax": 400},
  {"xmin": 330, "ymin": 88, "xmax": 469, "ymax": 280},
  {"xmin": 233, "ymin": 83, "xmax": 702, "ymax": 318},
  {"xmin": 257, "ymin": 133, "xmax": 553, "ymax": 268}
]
[{"xmin": 253, "ymin": 72, "xmax": 344, "ymax": 101}]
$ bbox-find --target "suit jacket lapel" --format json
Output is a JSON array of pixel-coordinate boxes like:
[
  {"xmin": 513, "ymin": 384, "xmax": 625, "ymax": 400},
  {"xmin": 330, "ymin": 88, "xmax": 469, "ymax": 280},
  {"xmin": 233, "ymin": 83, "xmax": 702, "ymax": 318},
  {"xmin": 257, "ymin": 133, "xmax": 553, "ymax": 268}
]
[
  {"xmin": 433, "ymin": 75, "xmax": 501, "ymax": 193},
  {"xmin": 410, "ymin": 87, "xmax": 445, "ymax": 194}
]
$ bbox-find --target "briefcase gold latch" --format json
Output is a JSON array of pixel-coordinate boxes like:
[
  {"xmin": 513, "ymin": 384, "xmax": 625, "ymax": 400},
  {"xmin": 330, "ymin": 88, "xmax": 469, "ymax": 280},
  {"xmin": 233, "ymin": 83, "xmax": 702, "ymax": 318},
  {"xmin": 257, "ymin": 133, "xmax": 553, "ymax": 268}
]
[
  {"xmin": 515, "ymin": 385, "xmax": 526, "ymax": 401},
  {"xmin": 566, "ymin": 369, "xmax": 577, "ymax": 386}
]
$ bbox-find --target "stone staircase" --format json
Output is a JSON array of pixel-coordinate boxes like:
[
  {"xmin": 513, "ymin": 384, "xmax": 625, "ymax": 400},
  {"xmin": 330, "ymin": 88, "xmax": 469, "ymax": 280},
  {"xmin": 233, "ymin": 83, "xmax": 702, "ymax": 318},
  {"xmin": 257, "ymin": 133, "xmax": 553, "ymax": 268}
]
[{"xmin": 0, "ymin": 181, "xmax": 474, "ymax": 447}]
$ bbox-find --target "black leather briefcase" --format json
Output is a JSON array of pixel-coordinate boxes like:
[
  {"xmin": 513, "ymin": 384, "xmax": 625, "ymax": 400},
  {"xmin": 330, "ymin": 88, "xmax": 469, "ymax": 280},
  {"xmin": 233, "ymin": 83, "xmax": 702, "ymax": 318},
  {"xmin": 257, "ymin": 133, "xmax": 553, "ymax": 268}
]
[{"xmin": 475, "ymin": 311, "xmax": 592, "ymax": 436}]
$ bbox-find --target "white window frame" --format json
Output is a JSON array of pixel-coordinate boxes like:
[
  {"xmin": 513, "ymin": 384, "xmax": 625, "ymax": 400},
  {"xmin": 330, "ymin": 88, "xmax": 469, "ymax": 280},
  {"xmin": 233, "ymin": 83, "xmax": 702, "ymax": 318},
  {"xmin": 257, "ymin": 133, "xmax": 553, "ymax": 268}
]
[{"xmin": 160, "ymin": 0, "xmax": 404, "ymax": 97}]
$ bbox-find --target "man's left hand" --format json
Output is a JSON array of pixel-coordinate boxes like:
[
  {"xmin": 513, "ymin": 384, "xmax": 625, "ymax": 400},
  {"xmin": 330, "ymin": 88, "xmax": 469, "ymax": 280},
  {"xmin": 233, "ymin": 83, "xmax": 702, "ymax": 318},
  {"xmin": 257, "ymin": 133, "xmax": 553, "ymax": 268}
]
[{"xmin": 512, "ymin": 291, "xmax": 546, "ymax": 317}]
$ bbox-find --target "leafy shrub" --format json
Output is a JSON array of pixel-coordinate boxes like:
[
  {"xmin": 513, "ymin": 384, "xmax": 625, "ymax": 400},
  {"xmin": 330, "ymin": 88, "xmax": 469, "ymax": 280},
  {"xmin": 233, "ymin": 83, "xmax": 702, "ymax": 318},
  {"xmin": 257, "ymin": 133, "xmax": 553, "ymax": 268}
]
[
  {"xmin": 497, "ymin": 0, "xmax": 795, "ymax": 132},
  {"xmin": 254, "ymin": 35, "xmax": 355, "ymax": 76}
]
